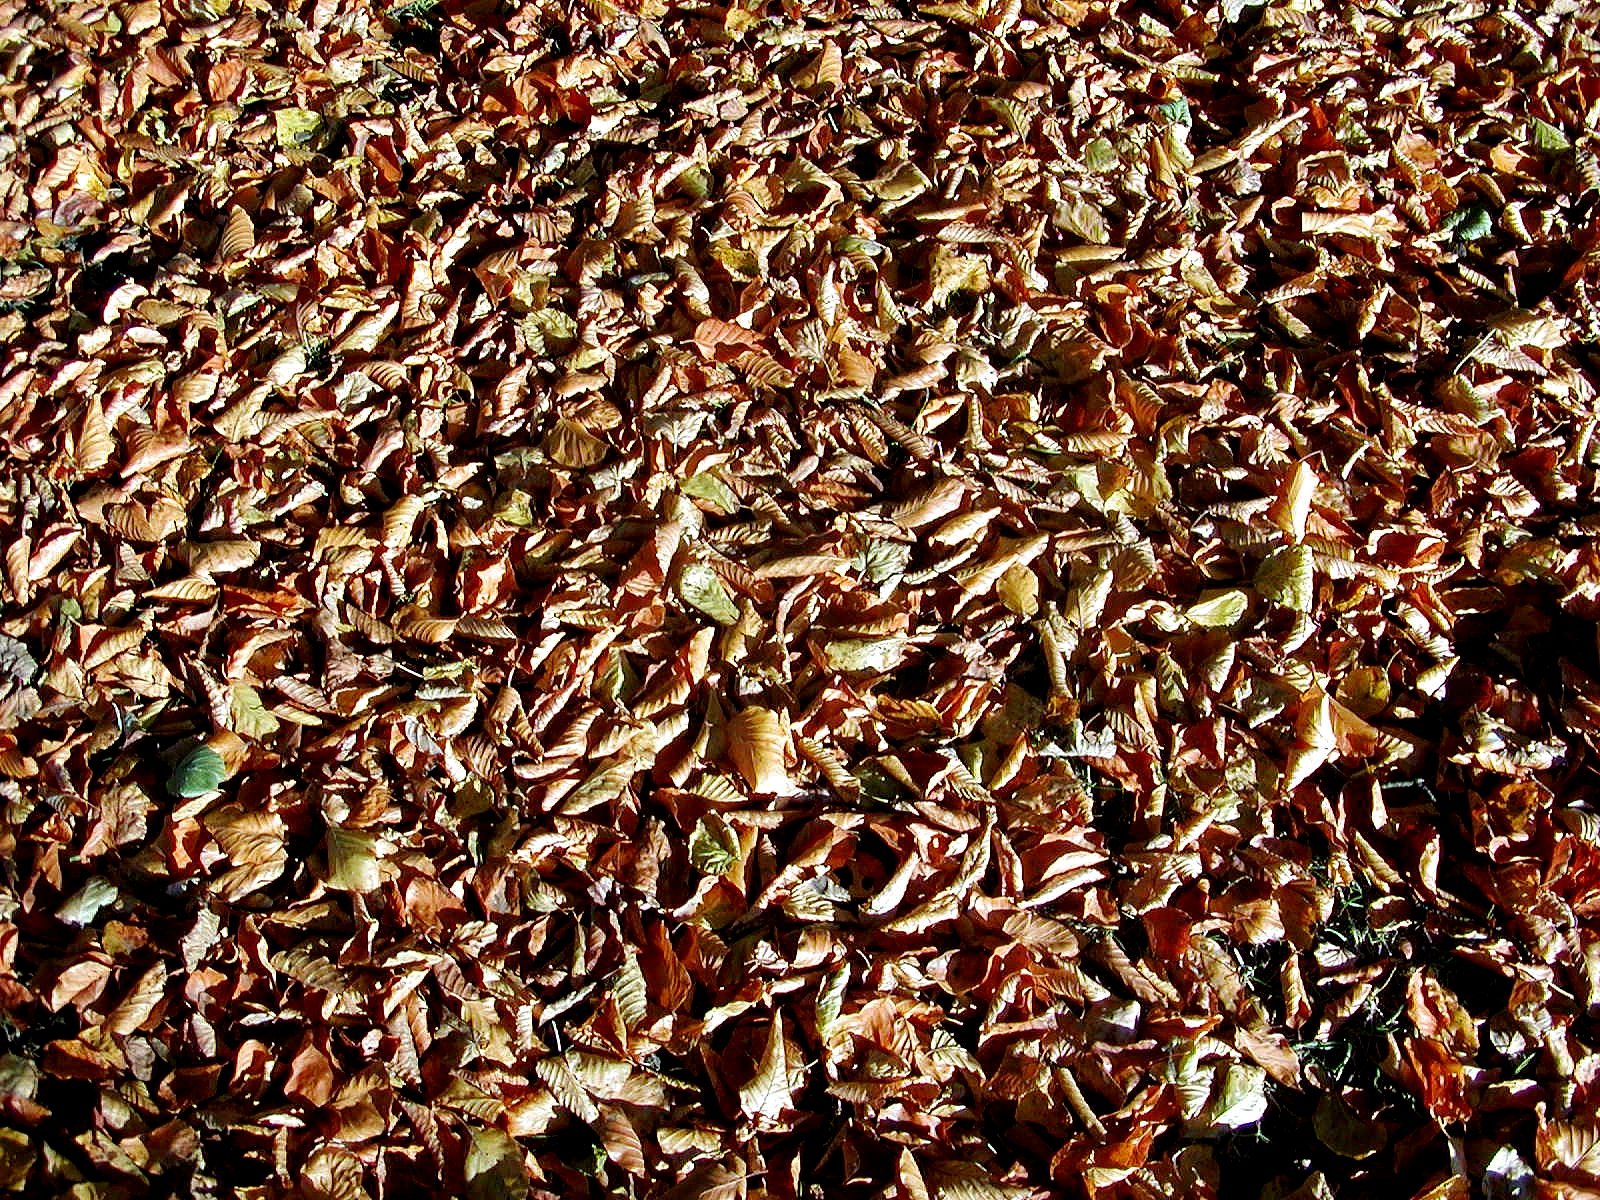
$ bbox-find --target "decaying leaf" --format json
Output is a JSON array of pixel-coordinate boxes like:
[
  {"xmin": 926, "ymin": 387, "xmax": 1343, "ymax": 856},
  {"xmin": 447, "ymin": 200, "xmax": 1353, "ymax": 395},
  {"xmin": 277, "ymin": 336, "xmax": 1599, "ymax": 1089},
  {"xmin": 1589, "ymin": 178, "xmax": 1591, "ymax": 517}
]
[{"xmin": 5, "ymin": 2, "xmax": 1596, "ymax": 1197}]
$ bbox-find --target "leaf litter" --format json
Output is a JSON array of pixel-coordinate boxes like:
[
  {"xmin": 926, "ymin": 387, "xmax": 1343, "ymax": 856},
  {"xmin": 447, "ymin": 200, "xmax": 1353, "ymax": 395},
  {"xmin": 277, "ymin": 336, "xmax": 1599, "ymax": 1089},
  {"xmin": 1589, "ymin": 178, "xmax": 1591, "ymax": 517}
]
[{"xmin": 2, "ymin": 0, "xmax": 1600, "ymax": 1197}]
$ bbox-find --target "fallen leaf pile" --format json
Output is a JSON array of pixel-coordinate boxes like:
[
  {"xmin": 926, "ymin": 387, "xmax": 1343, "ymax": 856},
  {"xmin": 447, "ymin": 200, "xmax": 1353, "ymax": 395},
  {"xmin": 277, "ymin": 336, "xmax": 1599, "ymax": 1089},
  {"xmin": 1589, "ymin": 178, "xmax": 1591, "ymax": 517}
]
[{"xmin": 3, "ymin": 0, "xmax": 1600, "ymax": 1196}]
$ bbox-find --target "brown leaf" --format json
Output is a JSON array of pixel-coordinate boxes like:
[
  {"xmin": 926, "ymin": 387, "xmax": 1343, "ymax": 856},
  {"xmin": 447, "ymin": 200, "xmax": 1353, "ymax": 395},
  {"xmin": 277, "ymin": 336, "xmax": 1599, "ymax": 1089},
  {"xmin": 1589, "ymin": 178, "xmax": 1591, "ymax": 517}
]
[{"xmin": 726, "ymin": 707, "xmax": 792, "ymax": 795}]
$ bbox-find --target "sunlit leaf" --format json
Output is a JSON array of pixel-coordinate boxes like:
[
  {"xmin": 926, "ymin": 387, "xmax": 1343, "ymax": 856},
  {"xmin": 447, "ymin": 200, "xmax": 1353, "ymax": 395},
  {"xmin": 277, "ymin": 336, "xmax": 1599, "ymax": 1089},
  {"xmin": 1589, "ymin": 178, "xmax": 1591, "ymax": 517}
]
[
  {"xmin": 1185, "ymin": 589, "xmax": 1249, "ymax": 628},
  {"xmin": 738, "ymin": 1017, "xmax": 794, "ymax": 1122},
  {"xmin": 690, "ymin": 813, "xmax": 741, "ymax": 877},
  {"xmin": 274, "ymin": 106, "xmax": 327, "ymax": 148},
  {"xmin": 678, "ymin": 562, "xmax": 740, "ymax": 625},
  {"xmin": 230, "ymin": 683, "xmax": 280, "ymax": 737},
  {"xmin": 819, "ymin": 635, "xmax": 907, "ymax": 675},
  {"xmin": 1256, "ymin": 544, "xmax": 1314, "ymax": 611},
  {"xmin": 324, "ymin": 826, "xmax": 381, "ymax": 893},
  {"xmin": 613, "ymin": 954, "xmax": 648, "ymax": 1030},
  {"xmin": 727, "ymin": 706, "xmax": 791, "ymax": 794},
  {"xmin": 301, "ymin": 1145, "xmax": 368, "ymax": 1200}
]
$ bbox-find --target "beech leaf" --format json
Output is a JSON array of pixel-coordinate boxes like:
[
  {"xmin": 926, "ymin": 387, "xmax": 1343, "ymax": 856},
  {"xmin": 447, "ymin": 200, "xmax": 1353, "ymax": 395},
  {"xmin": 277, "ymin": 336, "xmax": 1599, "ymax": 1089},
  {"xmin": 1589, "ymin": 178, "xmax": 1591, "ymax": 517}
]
[
  {"xmin": 678, "ymin": 562, "xmax": 740, "ymax": 625},
  {"xmin": 324, "ymin": 827, "xmax": 381, "ymax": 893},
  {"xmin": 726, "ymin": 707, "xmax": 792, "ymax": 794},
  {"xmin": 738, "ymin": 1017, "xmax": 794, "ymax": 1123},
  {"xmin": 169, "ymin": 746, "xmax": 227, "ymax": 798}
]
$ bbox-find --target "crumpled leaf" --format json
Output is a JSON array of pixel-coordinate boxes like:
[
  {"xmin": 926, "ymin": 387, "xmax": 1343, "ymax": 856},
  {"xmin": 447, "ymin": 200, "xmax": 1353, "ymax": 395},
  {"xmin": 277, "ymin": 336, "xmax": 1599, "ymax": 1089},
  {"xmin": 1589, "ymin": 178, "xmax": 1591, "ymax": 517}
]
[
  {"xmin": 274, "ymin": 107, "xmax": 327, "ymax": 149},
  {"xmin": 0, "ymin": 636, "xmax": 39, "ymax": 687},
  {"xmin": 7, "ymin": 1, "xmax": 1599, "ymax": 1195},
  {"xmin": 819, "ymin": 635, "xmax": 907, "ymax": 676}
]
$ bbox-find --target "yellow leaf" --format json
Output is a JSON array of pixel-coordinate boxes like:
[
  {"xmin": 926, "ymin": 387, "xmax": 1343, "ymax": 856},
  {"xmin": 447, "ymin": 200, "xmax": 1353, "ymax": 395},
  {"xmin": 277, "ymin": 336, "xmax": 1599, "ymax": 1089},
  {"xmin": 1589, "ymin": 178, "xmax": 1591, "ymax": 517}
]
[
  {"xmin": 275, "ymin": 106, "xmax": 327, "ymax": 149},
  {"xmin": 871, "ymin": 161, "xmax": 930, "ymax": 201},
  {"xmin": 678, "ymin": 562, "xmax": 740, "ymax": 625},
  {"xmin": 1256, "ymin": 544, "xmax": 1314, "ymax": 611},
  {"xmin": 727, "ymin": 706, "xmax": 792, "ymax": 795},
  {"xmin": 230, "ymin": 683, "xmax": 281, "ymax": 737},
  {"xmin": 1185, "ymin": 589, "xmax": 1249, "ymax": 627},
  {"xmin": 77, "ymin": 398, "xmax": 114, "ymax": 474},
  {"xmin": 1271, "ymin": 460, "xmax": 1317, "ymax": 542},
  {"xmin": 738, "ymin": 1018, "xmax": 794, "ymax": 1122},
  {"xmin": 1337, "ymin": 666, "xmax": 1391, "ymax": 717},
  {"xmin": 997, "ymin": 563, "xmax": 1039, "ymax": 616},
  {"xmin": 106, "ymin": 963, "xmax": 167, "ymax": 1036},
  {"xmin": 325, "ymin": 826, "xmax": 381, "ymax": 893}
]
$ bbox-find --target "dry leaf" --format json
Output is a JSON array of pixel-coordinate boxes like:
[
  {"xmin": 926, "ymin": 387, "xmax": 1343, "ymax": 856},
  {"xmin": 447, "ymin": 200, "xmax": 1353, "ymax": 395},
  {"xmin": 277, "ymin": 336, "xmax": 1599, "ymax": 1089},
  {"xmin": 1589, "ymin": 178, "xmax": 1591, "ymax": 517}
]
[{"xmin": 727, "ymin": 707, "xmax": 792, "ymax": 795}]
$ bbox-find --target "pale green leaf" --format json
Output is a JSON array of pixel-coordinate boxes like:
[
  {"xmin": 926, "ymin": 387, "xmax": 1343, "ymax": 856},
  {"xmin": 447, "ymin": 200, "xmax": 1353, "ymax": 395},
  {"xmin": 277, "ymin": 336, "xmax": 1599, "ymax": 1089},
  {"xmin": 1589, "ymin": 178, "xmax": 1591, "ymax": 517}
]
[
  {"xmin": 1053, "ymin": 195, "xmax": 1109, "ymax": 243},
  {"xmin": 1205, "ymin": 1062, "xmax": 1268, "ymax": 1132},
  {"xmin": 230, "ymin": 683, "xmax": 280, "ymax": 737},
  {"xmin": 56, "ymin": 877, "xmax": 119, "ymax": 927},
  {"xmin": 274, "ymin": 107, "xmax": 327, "ymax": 149},
  {"xmin": 682, "ymin": 471, "xmax": 740, "ymax": 514},
  {"xmin": 325, "ymin": 826, "xmax": 381, "ymax": 893},
  {"xmin": 1185, "ymin": 589, "xmax": 1249, "ymax": 628},
  {"xmin": 493, "ymin": 488, "xmax": 535, "ymax": 526},
  {"xmin": 465, "ymin": 1127, "xmax": 528, "ymax": 1200},
  {"xmin": 871, "ymin": 161, "xmax": 930, "ymax": 202},
  {"xmin": 1256, "ymin": 544, "xmax": 1314, "ymax": 611},
  {"xmin": 689, "ymin": 813, "xmax": 740, "ymax": 876},
  {"xmin": 819, "ymin": 635, "xmax": 907, "ymax": 675},
  {"xmin": 859, "ymin": 538, "xmax": 910, "ymax": 587},
  {"xmin": 678, "ymin": 562, "xmax": 740, "ymax": 625},
  {"xmin": 1530, "ymin": 117, "xmax": 1570, "ymax": 153},
  {"xmin": 1083, "ymin": 138, "xmax": 1118, "ymax": 171}
]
